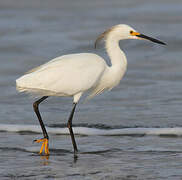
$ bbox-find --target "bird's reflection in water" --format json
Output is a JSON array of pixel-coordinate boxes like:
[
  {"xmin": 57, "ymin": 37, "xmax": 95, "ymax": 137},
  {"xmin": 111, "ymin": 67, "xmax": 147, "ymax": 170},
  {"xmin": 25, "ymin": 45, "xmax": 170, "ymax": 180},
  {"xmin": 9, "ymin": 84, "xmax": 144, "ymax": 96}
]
[
  {"xmin": 38, "ymin": 150, "xmax": 79, "ymax": 165},
  {"xmin": 73, "ymin": 153, "xmax": 78, "ymax": 163},
  {"xmin": 40, "ymin": 155, "xmax": 49, "ymax": 165}
]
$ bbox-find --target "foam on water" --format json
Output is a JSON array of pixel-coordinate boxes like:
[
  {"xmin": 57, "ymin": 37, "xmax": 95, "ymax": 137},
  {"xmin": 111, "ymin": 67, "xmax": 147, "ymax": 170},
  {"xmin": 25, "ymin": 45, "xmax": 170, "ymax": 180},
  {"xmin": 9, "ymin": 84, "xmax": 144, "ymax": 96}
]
[{"xmin": 1, "ymin": 124, "xmax": 182, "ymax": 136}]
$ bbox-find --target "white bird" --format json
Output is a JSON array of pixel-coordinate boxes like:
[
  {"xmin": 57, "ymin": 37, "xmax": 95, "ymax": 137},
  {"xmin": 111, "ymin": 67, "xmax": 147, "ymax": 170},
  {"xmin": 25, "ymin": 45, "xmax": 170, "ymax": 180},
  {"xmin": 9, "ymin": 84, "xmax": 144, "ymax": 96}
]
[{"xmin": 16, "ymin": 24, "xmax": 165, "ymax": 156}]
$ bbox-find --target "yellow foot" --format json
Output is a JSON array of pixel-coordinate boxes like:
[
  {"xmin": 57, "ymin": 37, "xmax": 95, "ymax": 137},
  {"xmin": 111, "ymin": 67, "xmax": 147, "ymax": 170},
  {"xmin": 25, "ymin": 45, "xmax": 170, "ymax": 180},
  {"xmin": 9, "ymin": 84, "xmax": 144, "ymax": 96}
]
[{"xmin": 34, "ymin": 138, "xmax": 49, "ymax": 155}]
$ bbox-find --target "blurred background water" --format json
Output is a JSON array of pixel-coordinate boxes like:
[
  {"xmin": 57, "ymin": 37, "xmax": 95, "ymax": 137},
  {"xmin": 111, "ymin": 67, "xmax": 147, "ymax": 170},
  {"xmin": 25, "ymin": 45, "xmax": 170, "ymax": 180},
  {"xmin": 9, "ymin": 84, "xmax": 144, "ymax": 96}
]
[{"xmin": 1, "ymin": 0, "xmax": 182, "ymax": 179}]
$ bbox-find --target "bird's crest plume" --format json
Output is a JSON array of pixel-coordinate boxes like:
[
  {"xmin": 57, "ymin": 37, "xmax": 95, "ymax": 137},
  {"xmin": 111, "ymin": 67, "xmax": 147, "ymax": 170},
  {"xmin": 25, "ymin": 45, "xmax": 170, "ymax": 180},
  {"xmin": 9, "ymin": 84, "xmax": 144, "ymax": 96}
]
[{"xmin": 94, "ymin": 26, "xmax": 114, "ymax": 49}]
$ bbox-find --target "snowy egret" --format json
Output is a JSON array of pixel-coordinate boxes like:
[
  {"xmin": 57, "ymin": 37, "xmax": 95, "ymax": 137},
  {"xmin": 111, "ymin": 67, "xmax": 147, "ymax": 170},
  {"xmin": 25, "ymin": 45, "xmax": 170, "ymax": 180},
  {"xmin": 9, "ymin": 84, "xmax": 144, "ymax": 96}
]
[{"xmin": 16, "ymin": 24, "xmax": 165, "ymax": 156}]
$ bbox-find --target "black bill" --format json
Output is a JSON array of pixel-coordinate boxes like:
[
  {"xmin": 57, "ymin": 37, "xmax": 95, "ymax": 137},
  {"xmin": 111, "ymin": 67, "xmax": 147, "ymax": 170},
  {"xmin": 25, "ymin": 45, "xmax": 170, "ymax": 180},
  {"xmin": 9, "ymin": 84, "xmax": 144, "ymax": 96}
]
[{"xmin": 136, "ymin": 34, "xmax": 166, "ymax": 45}]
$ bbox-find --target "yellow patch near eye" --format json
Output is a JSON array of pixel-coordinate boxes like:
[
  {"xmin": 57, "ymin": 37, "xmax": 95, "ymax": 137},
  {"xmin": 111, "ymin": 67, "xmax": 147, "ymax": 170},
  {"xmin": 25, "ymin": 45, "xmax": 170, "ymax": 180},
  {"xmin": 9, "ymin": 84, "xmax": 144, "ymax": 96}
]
[{"xmin": 130, "ymin": 31, "xmax": 140, "ymax": 36}]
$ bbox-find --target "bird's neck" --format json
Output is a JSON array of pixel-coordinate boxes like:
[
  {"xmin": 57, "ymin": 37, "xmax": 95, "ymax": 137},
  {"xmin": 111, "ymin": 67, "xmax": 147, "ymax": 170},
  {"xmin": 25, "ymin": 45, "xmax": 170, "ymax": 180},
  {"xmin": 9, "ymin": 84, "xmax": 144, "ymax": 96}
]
[{"xmin": 106, "ymin": 36, "xmax": 127, "ymax": 71}]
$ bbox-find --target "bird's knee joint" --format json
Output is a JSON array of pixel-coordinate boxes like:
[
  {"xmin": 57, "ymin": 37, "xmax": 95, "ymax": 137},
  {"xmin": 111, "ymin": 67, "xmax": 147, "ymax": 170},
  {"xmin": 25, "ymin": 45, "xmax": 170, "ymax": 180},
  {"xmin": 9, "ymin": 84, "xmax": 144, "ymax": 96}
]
[
  {"xmin": 33, "ymin": 102, "xmax": 38, "ymax": 109},
  {"xmin": 67, "ymin": 122, "xmax": 71, "ymax": 129}
]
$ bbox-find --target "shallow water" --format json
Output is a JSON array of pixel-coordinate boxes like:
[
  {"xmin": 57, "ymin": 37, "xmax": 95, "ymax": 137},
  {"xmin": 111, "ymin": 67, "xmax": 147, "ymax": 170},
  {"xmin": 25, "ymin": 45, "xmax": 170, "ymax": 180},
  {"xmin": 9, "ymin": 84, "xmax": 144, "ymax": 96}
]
[{"xmin": 1, "ymin": 0, "xmax": 182, "ymax": 179}]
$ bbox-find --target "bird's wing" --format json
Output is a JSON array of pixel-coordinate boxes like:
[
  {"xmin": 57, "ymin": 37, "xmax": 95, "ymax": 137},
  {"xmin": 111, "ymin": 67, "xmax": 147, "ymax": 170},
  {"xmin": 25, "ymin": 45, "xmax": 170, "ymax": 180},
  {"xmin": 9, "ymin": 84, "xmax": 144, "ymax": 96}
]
[{"xmin": 16, "ymin": 53, "xmax": 107, "ymax": 96}]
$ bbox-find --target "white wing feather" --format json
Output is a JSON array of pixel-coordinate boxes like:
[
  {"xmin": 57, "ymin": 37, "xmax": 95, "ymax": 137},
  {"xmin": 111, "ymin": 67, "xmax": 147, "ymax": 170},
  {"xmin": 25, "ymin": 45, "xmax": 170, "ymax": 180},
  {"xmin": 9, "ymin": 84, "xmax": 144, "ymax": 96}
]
[{"xmin": 16, "ymin": 53, "xmax": 107, "ymax": 97}]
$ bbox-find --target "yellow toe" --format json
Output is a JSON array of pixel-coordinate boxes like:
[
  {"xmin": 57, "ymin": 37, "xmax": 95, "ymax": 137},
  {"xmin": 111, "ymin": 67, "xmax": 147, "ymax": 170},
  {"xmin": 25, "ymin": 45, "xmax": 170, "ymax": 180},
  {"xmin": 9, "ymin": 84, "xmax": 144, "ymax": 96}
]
[
  {"xmin": 35, "ymin": 138, "xmax": 49, "ymax": 155},
  {"xmin": 39, "ymin": 141, "xmax": 45, "ymax": 154}
]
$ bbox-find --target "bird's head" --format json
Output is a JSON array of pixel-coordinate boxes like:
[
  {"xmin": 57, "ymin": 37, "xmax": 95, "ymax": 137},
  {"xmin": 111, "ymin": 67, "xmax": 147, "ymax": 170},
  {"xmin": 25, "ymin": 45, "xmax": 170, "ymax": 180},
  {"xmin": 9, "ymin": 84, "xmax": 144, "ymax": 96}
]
[{"xmin": 95, "ymin": 24, "xmax": 166, "ymax": 48}]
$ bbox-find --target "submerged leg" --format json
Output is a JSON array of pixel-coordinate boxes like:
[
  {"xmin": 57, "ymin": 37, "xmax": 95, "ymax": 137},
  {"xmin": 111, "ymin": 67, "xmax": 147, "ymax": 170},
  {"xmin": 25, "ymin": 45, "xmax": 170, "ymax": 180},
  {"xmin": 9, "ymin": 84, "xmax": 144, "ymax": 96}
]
[
  {"xmin": 33, "ymin": 96, "xmax": 49, "ymax": 155},
  {"xmin": 67, "ymin": 103, "xmax": 78, "ymax": 155}
]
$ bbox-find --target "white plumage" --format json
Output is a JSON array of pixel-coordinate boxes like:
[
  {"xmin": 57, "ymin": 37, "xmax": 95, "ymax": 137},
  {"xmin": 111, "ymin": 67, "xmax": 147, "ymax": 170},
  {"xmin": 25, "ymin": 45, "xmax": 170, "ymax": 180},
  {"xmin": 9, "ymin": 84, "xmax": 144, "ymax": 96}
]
[
  {"xmin": 16, "ymin": 25, "xmax": 135, "ymax": 103},
  {"xmin": 16, "ymin": 24, "xmax": 165, "ymax": 155},
  {"xmin": 17, "ymin": 53, "xmax": 107, "ymax": 100}
]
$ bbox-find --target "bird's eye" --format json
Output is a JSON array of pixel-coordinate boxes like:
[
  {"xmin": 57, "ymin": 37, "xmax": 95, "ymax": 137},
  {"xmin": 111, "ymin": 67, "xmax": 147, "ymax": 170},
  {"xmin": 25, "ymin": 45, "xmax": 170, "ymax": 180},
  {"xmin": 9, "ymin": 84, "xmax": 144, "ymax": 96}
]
[{"xmin": 130, "ymin": 30, "xmax": 133, "ymax": 34}]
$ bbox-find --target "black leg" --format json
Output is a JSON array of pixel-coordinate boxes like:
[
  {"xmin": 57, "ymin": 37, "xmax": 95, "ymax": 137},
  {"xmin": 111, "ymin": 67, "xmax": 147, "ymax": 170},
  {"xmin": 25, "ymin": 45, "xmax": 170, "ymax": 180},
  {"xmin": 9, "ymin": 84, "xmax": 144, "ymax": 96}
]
[
  {"xmin": 67, "ymin": 103, "xmax": 78, "ymax": 155},
  {"xmin": 33, "ymin": 96, "xmax": 49, "ymax": 139}
]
